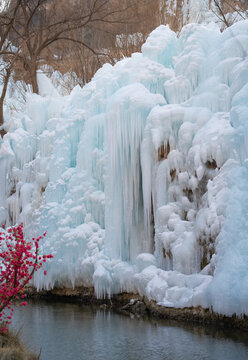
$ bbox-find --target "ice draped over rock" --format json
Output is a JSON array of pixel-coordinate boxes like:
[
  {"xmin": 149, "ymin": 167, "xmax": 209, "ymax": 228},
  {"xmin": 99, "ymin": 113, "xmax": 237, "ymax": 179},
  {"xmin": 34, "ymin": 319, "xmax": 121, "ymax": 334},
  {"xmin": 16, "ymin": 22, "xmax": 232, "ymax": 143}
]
[{"xmin": 1, "ymin": 21, "xmax": 248, "ymax": 315}]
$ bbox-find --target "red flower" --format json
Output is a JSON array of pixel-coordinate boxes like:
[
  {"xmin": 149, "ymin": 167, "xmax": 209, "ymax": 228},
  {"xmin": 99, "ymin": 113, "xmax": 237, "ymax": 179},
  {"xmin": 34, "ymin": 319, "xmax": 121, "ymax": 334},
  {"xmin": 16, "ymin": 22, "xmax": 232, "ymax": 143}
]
[{"xmin": 0, "ymin": 224, "xmax": 52, "ymax": 333}]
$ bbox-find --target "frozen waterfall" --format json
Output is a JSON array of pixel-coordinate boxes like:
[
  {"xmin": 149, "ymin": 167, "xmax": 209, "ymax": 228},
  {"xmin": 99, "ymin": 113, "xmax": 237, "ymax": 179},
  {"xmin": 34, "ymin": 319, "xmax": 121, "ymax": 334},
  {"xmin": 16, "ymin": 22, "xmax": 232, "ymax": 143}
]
[{"xmin": 1, "ymin": 21, "xmax": 248, "ymax": 315}]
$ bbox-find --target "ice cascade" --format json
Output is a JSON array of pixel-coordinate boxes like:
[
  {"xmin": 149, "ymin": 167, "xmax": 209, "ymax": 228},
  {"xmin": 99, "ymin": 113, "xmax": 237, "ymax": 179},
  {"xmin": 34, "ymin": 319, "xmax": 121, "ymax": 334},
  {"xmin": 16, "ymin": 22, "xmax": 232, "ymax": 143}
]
[{"xmin": 1, "ymin": 21, "xmax": 248, "ymax": 315}]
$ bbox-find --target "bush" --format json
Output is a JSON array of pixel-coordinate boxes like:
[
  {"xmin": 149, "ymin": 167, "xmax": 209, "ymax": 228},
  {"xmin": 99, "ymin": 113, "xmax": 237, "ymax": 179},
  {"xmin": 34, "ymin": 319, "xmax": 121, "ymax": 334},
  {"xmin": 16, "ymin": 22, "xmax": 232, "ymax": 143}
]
[{"xmin": 0, "ymin": 330, "xmax": 39, "ymax": 360}]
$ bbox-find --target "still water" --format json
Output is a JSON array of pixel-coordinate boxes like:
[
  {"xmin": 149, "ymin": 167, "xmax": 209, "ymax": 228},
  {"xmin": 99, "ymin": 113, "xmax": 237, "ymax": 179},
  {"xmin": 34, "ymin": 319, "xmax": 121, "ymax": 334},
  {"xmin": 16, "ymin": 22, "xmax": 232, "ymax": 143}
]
[{"xmin": 11, "ymin": 300, "xmax": 248, "ymax": 360}]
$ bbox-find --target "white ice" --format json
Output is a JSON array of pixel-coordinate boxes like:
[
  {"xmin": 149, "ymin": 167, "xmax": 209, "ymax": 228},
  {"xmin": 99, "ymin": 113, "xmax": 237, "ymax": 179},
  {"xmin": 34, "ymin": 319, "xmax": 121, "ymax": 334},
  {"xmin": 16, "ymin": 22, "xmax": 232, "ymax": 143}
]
[{"xmin": 1, "ymin": 20, "xmax": 248, "ymax": 316}]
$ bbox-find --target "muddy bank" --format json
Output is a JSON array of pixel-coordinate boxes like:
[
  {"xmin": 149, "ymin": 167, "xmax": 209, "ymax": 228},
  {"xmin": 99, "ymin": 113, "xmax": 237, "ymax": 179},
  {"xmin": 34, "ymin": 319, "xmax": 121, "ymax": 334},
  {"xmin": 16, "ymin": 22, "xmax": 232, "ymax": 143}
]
[{"xmin": 25, "ymin": 286, "xmax": 248, "ymax": 331}]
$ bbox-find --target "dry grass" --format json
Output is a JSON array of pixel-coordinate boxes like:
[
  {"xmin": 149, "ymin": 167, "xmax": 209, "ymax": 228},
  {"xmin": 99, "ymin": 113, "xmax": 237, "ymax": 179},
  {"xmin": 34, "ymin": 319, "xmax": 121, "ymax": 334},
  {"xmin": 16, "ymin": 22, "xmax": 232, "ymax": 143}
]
[{"xmin": 0, "ymin": 330, "xmax": 39, "ymax": 360}]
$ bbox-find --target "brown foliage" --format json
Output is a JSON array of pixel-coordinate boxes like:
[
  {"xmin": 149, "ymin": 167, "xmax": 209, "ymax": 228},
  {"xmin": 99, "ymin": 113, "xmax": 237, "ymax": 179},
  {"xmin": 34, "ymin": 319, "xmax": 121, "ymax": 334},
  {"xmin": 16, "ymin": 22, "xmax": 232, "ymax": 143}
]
[
  {"xmin": 0, "ymin": 330, "xmax": 38, "ymax": 360},
  {"xmin": 12, "ymin": 0, "xmax": 160, "ymax": 87},
  {"xmin": 3, "ymin": 0, "xmax": 160, "ymax": 90}
]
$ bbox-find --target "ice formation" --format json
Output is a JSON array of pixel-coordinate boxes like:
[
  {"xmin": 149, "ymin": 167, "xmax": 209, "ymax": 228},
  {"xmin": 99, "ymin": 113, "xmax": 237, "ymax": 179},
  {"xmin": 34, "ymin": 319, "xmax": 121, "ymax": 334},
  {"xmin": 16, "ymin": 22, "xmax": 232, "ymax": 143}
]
[
  {"xmin": 160, "ymin": 0, "xmax": 248, "ymax": 31},
  {"xmin": 1, "ymin": 20, "xmax": 248, "ymax": 316}
]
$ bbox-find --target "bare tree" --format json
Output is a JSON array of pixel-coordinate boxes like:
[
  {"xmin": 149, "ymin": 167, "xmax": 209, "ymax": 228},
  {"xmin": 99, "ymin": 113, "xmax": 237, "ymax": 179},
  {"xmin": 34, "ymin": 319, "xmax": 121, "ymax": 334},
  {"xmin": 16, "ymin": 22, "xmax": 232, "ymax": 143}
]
[
  {"xmin": 11, "ymin": 0, "xmax": 145, "ymax": 94},
  {"xmin": 211, "ymin": 0, "xmax": 248, "ymax": 28},
  {"xmin": 0, "ymin": 0, "xmax": 22, "ymax": 135},
  {"xmin": 0, "ymin": 0, "xmax": 157, "ymax": 136}
]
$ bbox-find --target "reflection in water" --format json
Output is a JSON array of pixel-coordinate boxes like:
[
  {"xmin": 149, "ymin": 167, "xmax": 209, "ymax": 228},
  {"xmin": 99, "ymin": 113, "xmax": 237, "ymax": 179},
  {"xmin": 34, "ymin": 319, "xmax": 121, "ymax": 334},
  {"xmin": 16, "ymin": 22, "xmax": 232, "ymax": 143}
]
[{"xmin": 11, "ymin": 300, "xmax": 248, "ymax": 360}]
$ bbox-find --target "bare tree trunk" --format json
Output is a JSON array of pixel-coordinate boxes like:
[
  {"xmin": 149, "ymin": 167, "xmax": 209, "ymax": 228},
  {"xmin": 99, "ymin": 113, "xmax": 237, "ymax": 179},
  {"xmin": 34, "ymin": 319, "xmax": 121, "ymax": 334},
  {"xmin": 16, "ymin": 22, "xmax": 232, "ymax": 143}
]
[
  {"xmin": 0, "ymin": 68, "xmax": 11, "ymax": 138},
  {"xmin": 30, "ymin": 60, "xmax": 38, "ymax": 94}
]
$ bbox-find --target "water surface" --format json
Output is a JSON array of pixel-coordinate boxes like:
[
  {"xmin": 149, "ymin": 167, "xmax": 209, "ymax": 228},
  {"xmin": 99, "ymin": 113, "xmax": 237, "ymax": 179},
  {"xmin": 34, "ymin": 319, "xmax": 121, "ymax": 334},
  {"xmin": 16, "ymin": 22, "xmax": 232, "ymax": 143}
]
[{"xmin": 11, "ymin": 300, "xmax": 248, "ymax": 360}]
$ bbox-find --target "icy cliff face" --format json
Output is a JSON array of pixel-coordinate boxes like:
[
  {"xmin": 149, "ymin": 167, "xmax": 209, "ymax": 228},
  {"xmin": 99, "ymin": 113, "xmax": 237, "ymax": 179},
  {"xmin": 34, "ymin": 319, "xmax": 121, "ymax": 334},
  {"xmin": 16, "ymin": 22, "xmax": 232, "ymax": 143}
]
[{"xmin": 1, "ymin": 20, "xmax": 248, "ymax": 315}]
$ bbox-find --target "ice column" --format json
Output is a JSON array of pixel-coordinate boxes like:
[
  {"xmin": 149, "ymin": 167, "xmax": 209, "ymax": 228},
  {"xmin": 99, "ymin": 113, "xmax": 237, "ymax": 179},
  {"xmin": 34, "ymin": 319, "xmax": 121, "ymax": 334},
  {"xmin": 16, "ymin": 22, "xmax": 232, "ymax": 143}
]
[{"xmin": 104, "ymin": 83, "xmax": 165, "ymax": 261}]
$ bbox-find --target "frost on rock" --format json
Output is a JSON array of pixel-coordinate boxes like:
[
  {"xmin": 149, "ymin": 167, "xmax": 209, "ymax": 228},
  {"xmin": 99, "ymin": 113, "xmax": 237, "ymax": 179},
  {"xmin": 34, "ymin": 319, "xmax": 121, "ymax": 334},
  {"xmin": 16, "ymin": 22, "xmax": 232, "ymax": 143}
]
[{"xmin": 1, "ymin": 20, "xmax": 248, "ymax": 316}]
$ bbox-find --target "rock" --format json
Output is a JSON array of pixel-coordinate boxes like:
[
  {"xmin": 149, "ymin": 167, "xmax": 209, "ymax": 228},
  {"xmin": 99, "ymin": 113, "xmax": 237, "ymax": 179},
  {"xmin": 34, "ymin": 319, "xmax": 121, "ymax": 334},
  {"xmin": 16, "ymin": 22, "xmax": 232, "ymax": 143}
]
[{"xmin": 121, "ymin": 300, "xmax": 147, "ymax": 316}]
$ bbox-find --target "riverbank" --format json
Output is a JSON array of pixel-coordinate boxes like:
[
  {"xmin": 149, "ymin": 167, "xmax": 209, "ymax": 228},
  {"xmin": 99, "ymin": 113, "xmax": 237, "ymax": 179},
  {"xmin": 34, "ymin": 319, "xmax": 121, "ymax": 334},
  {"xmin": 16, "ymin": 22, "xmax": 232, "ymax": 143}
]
[
  {"xmin": 0, "ymin": 330, "xmax": 39, "ymax": 360},
  {"xmin": 25, "ymin": 286, "xmax": 248, "ymax": 331}
]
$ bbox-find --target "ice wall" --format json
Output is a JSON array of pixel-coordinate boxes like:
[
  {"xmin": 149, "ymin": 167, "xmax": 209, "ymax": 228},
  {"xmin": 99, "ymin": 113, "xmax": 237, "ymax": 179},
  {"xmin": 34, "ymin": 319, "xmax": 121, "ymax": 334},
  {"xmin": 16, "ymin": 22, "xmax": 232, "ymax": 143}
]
[{"xmin": 1, "ymin": 21, "xmax": 248, "ymax": 315}]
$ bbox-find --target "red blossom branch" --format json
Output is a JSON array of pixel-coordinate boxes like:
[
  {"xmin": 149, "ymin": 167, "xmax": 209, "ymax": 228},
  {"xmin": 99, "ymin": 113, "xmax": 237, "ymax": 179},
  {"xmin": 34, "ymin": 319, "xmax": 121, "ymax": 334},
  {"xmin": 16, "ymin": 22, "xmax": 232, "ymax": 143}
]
[{"xmin": 0, "ymin": 223, "xmax": 53, "ymax": 333}]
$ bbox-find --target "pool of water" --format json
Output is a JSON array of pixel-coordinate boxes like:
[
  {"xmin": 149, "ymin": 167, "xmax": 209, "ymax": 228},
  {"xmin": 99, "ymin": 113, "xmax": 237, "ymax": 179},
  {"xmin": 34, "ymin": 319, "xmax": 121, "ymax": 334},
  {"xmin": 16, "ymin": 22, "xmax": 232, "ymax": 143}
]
[{"xmin": 10, "ymin": 300, "xmax": 248, "ymax": 360}]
